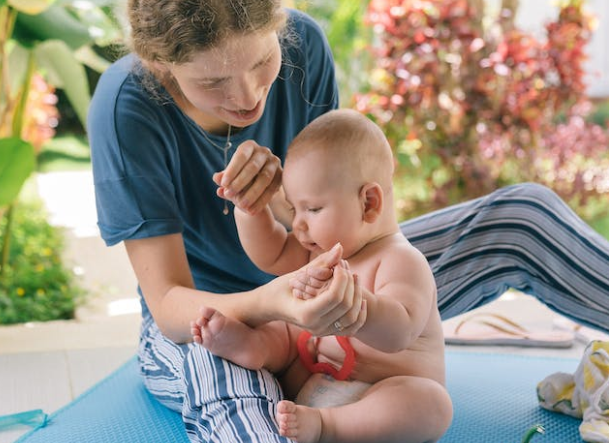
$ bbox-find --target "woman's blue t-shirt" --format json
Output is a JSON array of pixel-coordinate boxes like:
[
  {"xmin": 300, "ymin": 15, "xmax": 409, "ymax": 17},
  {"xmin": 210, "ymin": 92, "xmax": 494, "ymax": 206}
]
[{"xmin": 88, "ymin": 10, "xmax": 338, "ymax": 294}]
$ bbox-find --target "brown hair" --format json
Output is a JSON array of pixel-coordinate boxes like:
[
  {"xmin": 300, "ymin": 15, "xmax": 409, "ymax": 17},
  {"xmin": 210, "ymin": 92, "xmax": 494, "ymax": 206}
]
[{"xmin": 126, "ymin": 0, "xmax": 287, "ymax": 64}]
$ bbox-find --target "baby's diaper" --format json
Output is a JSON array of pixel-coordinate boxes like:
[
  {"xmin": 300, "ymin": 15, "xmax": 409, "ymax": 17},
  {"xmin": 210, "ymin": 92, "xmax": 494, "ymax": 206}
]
[{"xmin": 296, "ymin": 373, "xmax": 371, "ymax": 408}]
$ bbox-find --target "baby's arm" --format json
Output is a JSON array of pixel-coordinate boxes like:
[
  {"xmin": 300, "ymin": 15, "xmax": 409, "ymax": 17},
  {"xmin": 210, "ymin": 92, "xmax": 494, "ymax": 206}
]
[
  {"xmin": 350, "ymin": 245, "xmax": 436, "ymax": 353},
  {"xmin": 234, "ymin": 206, "xmax": 309, "ymax": 276}
]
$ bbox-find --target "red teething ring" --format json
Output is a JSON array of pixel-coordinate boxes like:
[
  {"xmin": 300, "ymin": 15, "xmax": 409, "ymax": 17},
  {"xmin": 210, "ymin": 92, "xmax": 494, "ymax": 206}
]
[{"xmin": 296, "ymin": 331, "xmax": 356, "ymax": 381}]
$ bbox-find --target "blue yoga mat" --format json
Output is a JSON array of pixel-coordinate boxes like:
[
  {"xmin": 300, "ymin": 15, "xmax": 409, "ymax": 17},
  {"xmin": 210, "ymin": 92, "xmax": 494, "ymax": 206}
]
[{"xmin": 13, "ymin": 351, "xmax": 581, "ymax": 442}]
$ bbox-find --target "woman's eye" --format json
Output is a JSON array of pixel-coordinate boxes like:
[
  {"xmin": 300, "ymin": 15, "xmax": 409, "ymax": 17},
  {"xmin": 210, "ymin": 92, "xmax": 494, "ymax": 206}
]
[
  {"xmin": 257, "ymin": 53, "xmax": 275, "ymax": 68},
  {"xmin": 198, "ymin": 80, "xmax": 224, "ymax": 89}
]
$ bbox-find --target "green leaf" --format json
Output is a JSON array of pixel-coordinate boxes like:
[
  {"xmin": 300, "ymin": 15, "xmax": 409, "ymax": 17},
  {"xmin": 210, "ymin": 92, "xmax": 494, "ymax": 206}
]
[
  {"xmin": 14, "ymin": 3, "xmax": 92, "ymax": 49},
  {"xmin": 67, "ymin": 2, "xmax": 124, "ymax": 47},
  {"xmin": 35, "ymin": 40, "xmax": 90, "ymax": 129},
  {"xmin": 75, "ymin": 45, "xmax": 111, "ymax": 73},
  {"xmin": 8, "ymin": 0, "xmax": 55, "ymax": 15},
  {"xmin": 522, "ymin": 424, "xmax": 545, "ymax": 443},
  {"xmin": 0, "ymin": 138, "xmax": 36, "ymax": 207}
]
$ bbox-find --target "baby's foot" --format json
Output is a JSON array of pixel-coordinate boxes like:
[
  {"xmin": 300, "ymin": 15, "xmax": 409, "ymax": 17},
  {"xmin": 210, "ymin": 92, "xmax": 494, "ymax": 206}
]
[
  {"xmin": 276, "ymin": 400, "xmax": 323, "ymax": 443},
  {"xmin": 190, "ymin": 307, "xmax": 259, "ymax": 368}
]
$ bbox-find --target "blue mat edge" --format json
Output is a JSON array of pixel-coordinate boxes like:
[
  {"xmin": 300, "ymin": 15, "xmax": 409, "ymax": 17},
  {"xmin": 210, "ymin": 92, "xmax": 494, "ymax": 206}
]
[{"xmin": 14, "ymin": 356, "xmax": 143, "ymax": 442}]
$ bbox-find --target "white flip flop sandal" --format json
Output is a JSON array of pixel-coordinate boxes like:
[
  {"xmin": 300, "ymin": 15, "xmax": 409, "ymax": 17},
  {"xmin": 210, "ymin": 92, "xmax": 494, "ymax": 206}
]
[{"xmin": 443, "ymin": 312, "xmax": 575, "ymax": 348}]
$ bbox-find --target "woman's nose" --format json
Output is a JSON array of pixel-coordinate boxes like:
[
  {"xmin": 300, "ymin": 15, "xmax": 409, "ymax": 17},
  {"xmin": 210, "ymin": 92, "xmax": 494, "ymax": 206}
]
[{"xmin": 228, "ymin": 76, "xmax": 259, "ymax": 110}]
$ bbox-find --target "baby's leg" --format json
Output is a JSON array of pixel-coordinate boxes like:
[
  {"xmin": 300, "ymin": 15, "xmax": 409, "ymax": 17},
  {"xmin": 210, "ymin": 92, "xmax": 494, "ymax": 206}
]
[
  {"xmin": 276, "ymin": 375, "xmax": 452, "ymax": 443},
  {"xmin": 191, "ymin": 307, "xmax": 292, "ymax": 373}
]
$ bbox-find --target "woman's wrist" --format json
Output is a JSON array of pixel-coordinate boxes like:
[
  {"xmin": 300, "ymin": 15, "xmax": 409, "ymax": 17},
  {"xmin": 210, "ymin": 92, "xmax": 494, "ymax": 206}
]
[{"xmin": 247, "ymin": 273, "xmax": 294, "ymax": 326}]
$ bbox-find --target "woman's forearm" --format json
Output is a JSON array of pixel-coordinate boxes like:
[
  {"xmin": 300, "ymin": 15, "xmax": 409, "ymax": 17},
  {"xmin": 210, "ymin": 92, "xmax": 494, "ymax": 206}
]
[
  {"xmin": 125, "ymin": 234, "xmax": 288, "ymax": 343},
  {"xmin": 156, "ymin": 273, "xmax": 297, "ymax": 343}
]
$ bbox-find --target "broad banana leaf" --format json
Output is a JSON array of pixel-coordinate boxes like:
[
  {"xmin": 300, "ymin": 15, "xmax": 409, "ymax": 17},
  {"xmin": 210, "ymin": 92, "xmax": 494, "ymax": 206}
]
[{"xmin": 35, "ymin": 40, "xmax": 90, "ymax": 129}]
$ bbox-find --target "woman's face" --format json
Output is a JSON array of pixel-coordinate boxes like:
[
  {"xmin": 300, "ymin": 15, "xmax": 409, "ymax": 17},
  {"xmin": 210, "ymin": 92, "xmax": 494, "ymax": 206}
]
[{"xmin": 169, "ymin": 31, "xmax": 282, "ymax": 129}]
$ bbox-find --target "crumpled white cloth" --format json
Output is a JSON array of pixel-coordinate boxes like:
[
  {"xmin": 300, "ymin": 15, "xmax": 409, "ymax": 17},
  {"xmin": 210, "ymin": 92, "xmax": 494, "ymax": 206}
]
[{"xmin": 537, "ymin": 340, "xmax": 609, "ymax": 443}]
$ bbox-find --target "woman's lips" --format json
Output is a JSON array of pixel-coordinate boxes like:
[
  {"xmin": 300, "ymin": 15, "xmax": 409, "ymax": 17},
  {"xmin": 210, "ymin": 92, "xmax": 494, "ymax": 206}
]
[{"xmin": 225, "ymin": 102, "xmax": 261, "ymax": 122}]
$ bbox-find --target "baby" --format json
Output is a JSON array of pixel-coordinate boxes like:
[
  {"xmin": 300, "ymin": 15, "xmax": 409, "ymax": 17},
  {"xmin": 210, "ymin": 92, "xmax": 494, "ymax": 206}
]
[{"xmin": 192, "ymin": 109, "xmax": 452, "ymax": 443}]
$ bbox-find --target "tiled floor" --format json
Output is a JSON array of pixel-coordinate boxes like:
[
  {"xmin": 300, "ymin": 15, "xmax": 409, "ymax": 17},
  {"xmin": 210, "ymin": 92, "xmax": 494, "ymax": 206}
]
[{"xmin": 0, "ymin": 171, "xmax": 601, "ymax": 443}]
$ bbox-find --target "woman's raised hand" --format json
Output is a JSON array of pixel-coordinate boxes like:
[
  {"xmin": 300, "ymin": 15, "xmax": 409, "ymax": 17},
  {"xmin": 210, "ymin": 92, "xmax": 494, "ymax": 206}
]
[{"xmin": 213, "ymin": 140, "xmax": 282, "ymax": 214}]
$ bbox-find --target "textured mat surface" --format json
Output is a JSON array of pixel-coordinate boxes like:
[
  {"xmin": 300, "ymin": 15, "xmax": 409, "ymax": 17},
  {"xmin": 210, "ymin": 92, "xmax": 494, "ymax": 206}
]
[
  {"xmin": 15, "ymin": 358, "xmax": 188, "ymax": 443},
  {"xmin": 440, "ymin": 351, "xmax": 580, "ymax": 442},
  {"xmin": 14, "ymin": 352, "xmax": 581, "ymax": 442}
]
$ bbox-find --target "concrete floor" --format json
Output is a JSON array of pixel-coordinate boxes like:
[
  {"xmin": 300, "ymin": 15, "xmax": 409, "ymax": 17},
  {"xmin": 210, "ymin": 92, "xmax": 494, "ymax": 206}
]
[{"xmin": 0, "ymin": 171, "xmax": 602, "ymax": 443}]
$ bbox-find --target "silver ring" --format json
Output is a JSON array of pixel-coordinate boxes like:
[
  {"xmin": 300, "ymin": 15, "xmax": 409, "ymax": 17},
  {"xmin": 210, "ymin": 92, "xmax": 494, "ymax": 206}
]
[{"xmin": 333, "ymin": 320, "xmax": 344, "ymax": 332}]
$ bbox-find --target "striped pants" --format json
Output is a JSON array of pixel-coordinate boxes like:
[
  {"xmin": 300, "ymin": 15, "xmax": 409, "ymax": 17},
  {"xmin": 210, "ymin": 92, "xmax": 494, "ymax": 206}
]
[{"xmin": 140, "ymin": 182, "xmax": 609, "ymax": 442}]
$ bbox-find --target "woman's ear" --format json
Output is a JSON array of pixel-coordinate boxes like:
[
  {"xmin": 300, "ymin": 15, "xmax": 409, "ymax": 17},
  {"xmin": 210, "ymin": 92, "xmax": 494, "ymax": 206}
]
[
  {"xmin": 150, "ymin": 60, "xmax": 169, "ymax": 73},
  {"xmin": 360, "ymin": 182, "xmax": 383, "ymax": 223}
]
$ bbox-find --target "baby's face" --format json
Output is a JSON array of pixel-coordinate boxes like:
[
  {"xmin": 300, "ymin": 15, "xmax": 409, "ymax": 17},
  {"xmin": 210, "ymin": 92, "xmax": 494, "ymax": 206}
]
[{"xmin": 283, "ymin": 149, "xmax": 365, "ymax": 257}]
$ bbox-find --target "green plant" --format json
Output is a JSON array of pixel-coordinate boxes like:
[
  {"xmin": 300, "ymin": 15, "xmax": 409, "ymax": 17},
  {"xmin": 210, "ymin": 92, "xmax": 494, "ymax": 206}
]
[
  {"xmin": 293, "ymin": 0, "xmax": 372, "ymax": 104},
  {"xmin": 0, "ymin": 200, "xmax": 84, "ymax": 324},
  {"xmin": 521, "ymin": 424, "xmax": 545, "ymax": 443},
  {"xmin": 589, "ymin": 100, "xmax": 609, "ymax": 128},
  {"xmin": 0, "ymin": 0, "xmax": 122, "ymax": 280}
]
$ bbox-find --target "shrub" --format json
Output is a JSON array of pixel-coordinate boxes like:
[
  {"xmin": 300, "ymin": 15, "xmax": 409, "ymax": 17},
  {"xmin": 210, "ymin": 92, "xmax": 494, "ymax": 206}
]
[
  {"xmin": 355, "ymin": 0, "xmax": 609, "ymax": 222},
  {"xmin": 0, "ymin": 200, "xmax": 85, "ymax": 324}
]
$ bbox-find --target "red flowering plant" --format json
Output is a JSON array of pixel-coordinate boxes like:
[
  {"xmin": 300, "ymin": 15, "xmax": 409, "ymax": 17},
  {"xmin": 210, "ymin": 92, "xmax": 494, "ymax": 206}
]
[{"xmin": 355, "ymin": 0, "xmax": 609, "ymax": 222}]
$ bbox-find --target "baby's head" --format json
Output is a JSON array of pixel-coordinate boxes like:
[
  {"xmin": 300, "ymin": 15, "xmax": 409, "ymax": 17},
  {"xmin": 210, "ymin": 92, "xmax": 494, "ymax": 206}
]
[
  {"xmin": 283, "ymin": 109, "xmax": 396, "ymax": 257},
  {"xmin": 285, "ymin": 109, "xmax": 394, "ymax": 191}
]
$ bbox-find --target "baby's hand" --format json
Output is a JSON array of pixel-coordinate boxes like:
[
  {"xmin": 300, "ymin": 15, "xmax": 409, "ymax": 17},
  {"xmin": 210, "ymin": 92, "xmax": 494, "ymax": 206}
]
[
  {"xmin": 290, "ymin": 259, "xmax": 349, "ymax": 299},
  {"xmin": 190, "ymin": 317, "xmax": 205, "ymax": 345}
]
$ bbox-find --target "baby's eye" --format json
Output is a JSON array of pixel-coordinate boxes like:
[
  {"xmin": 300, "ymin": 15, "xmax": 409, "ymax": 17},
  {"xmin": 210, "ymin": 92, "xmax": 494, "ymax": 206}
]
[{"xmin": 308, "ymin": 207, "xmax": 322, "ymax": 213}]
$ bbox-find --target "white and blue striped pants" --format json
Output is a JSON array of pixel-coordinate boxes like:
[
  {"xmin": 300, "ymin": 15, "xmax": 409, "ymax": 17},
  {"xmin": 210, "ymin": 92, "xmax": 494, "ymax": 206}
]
[{"xmin": 140, "ymin": 183, "xmax": 609, "ymax": 442}]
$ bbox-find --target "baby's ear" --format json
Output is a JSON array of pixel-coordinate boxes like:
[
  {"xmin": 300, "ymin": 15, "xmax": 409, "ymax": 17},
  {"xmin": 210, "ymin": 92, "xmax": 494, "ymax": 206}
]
[{"xmin": 360, "ymin": 182, "xmax": 383, "ymax": 223}]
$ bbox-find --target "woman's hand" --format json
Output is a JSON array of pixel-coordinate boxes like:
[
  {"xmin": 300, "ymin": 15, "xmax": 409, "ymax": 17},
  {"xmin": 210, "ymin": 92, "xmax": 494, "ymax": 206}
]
[
  {"xmin": 283, "ymin": 245, "xmax": 367, "ymax": 337},
  {"xmin": 307, "ymin": 267, "xmax": 367, "ymax": 337},
  {"xmin": 213, "ymin": 140, "xmax": 282, "ymax": 214}
]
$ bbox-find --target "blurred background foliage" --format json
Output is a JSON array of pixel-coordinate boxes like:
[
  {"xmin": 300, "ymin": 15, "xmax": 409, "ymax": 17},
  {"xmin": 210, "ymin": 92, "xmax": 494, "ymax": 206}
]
[
  {"xmin": 0, "ymin": 0, "xmax": 122, "ymax": 323},
  {"xmin": 354, "ymin": 0, "xmax": 609, "ymax": 229},
  {"xmin": 1, "ymin": 0, "xmax": 608, "ymax": 323},
  {"xmin": 294, "ymin": 0, "xmax": 609, "ymax": 234}
]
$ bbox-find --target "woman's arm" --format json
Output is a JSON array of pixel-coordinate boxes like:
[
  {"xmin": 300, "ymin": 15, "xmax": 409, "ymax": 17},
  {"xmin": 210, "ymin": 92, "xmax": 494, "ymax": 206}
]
[
  {"xmin": 125, "ymin": 234, "xmax": 265, "ymax": 343},
  {"xmin": 125, "ymin": 234, "xmax": 364, "ymax": 343}
]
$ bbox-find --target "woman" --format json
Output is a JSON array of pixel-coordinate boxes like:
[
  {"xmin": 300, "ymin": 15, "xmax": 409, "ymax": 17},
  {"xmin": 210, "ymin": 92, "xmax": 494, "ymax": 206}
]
[{"xmin": 88, "ymin": 1, "xmax": 609, "ymax": 442}]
